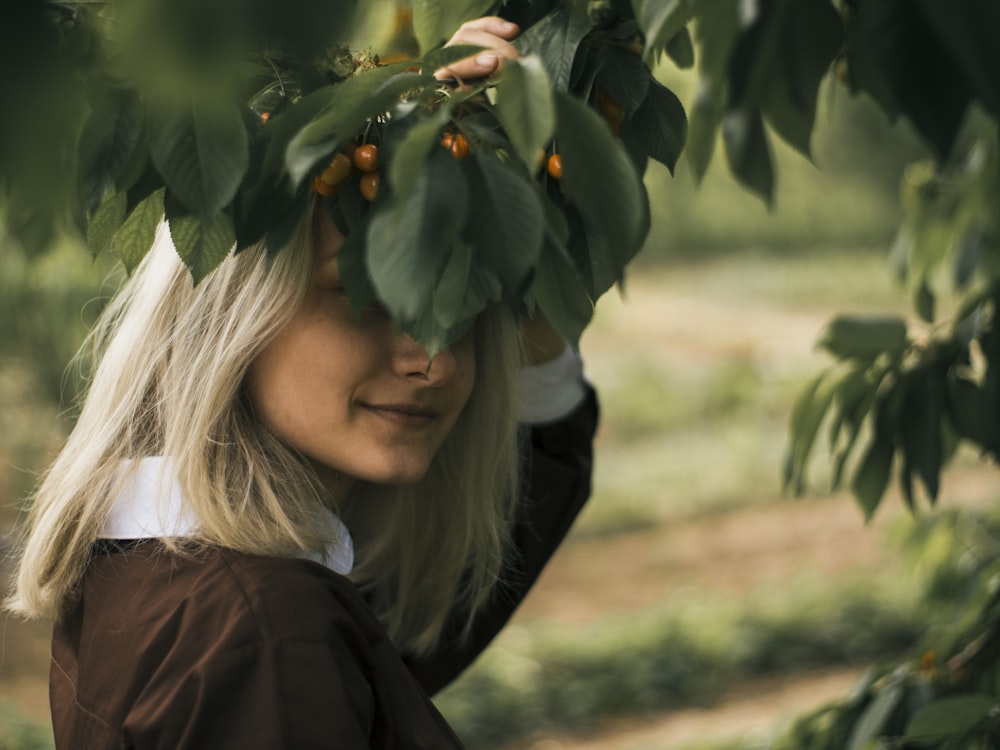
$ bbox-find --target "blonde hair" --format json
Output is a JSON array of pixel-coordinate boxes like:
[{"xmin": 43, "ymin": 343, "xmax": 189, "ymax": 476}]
[{"xmin": 7, "ymin": 215, "xmax": 521, "ymax": 656}]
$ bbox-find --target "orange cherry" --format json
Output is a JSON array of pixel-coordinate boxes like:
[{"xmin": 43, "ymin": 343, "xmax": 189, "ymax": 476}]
[
  {"xmin": 546, "ymin": 153, "xmax": 563, "ymax": 179},
  {"xmin": 320, "ymin": 152, "xmax": 353, "ymax": 185},
  {"xmin": 450, "ymin": 134, "xmax": 470, "ymax": 160},
  {"xmin": 312, "ymin": 176, "xmax": 338, "ymax": 196},
  {"xmin": 360, "ymin": 171, "xmax": 380, "ymax": 201},
  {"xmin": 353, "ymin": 144, "xmax": 379, "ymax": 173}
]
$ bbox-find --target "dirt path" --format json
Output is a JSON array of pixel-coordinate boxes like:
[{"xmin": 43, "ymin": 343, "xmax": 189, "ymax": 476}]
[{"xmin": 514, "ymin": 495, "xmax": 894, "ymax": 627}]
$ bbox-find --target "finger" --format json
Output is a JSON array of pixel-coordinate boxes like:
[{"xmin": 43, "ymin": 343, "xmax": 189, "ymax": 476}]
[
  {"xmin": 449, "ymin": 17, "xmax": 519, "ymax": 41},
  {"xmin": 435, "ymin": 30, "xmax": 520, "ymax": 80},
  {"xmin": 435, "ymin": 53, "xmax": 498, "ymax": 82},
  {"xmin": 446, "ymin": 28, "xmax": 520, "ymax": 60}
]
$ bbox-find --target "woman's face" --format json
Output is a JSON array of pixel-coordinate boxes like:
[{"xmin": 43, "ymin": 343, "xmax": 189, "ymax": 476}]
[{"xmin": 245, "ymin": 211, "xmax": 476, "ymax": 493}]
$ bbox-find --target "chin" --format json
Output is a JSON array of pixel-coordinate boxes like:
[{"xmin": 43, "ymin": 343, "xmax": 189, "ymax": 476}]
[{"xmin": 357, "ymin": 459, "xmax": 433, "ymax": 487}]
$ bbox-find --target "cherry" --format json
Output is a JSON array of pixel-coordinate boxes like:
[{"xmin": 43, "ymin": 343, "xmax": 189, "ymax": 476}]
[
  {"xmin": 320, "ymin": 152, "xmax": 353, "ymax": 186},
  {"xmin": 311, "ymin": 176, "xmax": 338, "ymax": 196},
  {"xmin": 450, "ymin": 134, "xmax": 470, "ymax": 160},
  {"xmin": 353, "ymin": 144, "xmax": 379, "ymax": 173},
  {"xmin": 546, "ymin": 153, "xmax": 563, "ymax": 180},
  {"xmin": 360, "ymin": 172, "xmax": 380, "ymax": 201}
]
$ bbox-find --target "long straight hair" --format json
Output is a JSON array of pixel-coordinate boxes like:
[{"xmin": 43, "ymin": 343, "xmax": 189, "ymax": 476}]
[{"xmin": 7, "ymin": 215, "xmax": 522, "ymax": 656}]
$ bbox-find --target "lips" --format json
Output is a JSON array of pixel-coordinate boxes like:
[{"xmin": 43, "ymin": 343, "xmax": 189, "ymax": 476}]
[{"xmin": 360, "ymin": 402, "xmax": 440, "ymax": 427}]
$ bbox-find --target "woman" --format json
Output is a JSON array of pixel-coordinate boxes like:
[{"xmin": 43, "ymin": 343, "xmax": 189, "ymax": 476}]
[{"xmin": 8, "ymin": 18, "xmax": 598, "ymax": 749}]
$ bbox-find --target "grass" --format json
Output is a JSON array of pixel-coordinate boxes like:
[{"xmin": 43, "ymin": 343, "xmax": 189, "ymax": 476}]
[
  {"xmin": 437, "ymin": 504, "xmax": 1000, "ymax": 749},
  {"xmin": 436, "ymin": 569, "xmax": 930, "ymax": 749},
  {"xmin": 0, "ymin": 703, "xmax": 53, "ymax": 750}
]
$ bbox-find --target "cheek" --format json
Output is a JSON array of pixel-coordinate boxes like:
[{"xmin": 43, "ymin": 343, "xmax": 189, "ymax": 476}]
[
  {"xmin": 245, "ymin": 318, "xmax": 330, "ymax": 430},
  {"xmin": 244, "ymin": 344, "xmax": 297, "ymax": 433}
]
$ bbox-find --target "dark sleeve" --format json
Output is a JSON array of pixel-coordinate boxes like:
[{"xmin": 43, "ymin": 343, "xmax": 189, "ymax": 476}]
[
  {"xmin": 125, "ymin": 639, "xmax": 375, "ymax": 749},
  {"xmin": 406, "ymin": 384, "xmax": 599, "ymax": 695}
]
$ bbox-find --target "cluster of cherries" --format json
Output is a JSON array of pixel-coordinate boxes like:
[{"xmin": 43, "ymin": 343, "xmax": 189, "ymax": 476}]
[
  {"xmin": 309, "ymin": 131, "xmax": 482, "ymax": 202},
  {"xmin": 260, "ymin": 89, "xmax": 635, "ymax": 206},
  {"xmin": 304, "ymin": 130, "xmax": 565, "ymax": 202},
  {"xmin": 311, "ymin": 143, "xmax": 381, "ymax": 200}
]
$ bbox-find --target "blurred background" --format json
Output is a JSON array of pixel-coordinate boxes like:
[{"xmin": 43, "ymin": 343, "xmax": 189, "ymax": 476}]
[{"xmin": 2, "ymin": 57, "xmax": 997, "ymax": 750}]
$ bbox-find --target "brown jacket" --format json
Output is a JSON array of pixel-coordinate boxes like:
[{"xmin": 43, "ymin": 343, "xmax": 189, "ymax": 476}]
[{"xmin": 51, "ymin": 388, "xmax": 598, "ymax": 749}]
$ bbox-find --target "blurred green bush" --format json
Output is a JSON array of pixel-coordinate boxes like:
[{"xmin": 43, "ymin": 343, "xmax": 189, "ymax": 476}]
[{"xmin": 0, "ymin": 702, "xmax": 53, "ymax": 750}]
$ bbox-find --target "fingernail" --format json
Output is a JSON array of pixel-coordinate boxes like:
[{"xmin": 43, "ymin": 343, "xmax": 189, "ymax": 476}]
[{"xmin": 476, "ymin": 54, "xmax": 498, "ymax": 67}]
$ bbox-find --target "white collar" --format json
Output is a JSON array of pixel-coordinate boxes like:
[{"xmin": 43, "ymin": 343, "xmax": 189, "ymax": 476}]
[{"xmin": 100, "ymin": 457, "xmax": 354, "ymax": 575}]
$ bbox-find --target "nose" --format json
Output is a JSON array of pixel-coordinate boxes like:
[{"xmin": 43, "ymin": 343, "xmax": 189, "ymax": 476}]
[{"xmin": 392, "ymin": 334, "xmax": 458, "ymax": 386}]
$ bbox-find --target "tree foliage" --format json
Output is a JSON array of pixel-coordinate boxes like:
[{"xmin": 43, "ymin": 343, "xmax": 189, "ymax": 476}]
[{"xmin": 0, "ymin": 0, "xmax": 690, "ymax": 352}]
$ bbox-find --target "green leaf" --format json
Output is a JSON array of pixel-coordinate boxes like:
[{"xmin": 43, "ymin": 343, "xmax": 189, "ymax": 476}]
[
  {"xmin": 913, "ymin": 0, "xmax": 1000, "ymax": 117},
  {"xmin": 555, "ymin": 90, "xmax": 647, "ymax": 265},
  {"xmin": 851, "ymin": 421, "xmax": 894, "ymax": 521},
  {"xmin": 844, "ymin": 0, "xmax": 972, "ymax": 162},
  {"xmin": 432, "ymin": 242, "xmax": 502, "ymax": 329},
  {"xmin": 684, "ymin": 0, "xmax": 740, "ymax": 183},
  {"xmin": 411, "ymin": 0, "xmax": 495, "ymax": 55},
  {"xmin": 914, "ymin": 277, "xmax": 936, "ymax": 323},
  {"xmin": 900, "ymin": 367, "xmax": 943, "ymax": 502},
  {"xmin": 638, "ymin": 0, "xmax": 695, "ymax": 64},
  {"xmin": 665, "ymin": 26, "xmax": 695, "ymax": 69},
  {"xmin": 722, "ymin": 107, "xmax": 774, "ymax": 206},
  {"xmin": 494, "ymin": 56, "xmax": 556, "ymax": 170},
  {"xmin": 432, "ymin": 241, "xmax": 474, "ymax": 327},
  {"xmin": 905, "ymin": 694, "xmax": 999, "ymax": 745},
  {"xmin": 88, "ymin": 190, "xmax": 127, "ymax": 257},
  {"xmin": 596, "ymin": 45, "xmax": 650, "ymax": 117},
  {"xmin": 366, "ymin": 148, "xmax": 468, "ymax": 326},
  {"xmin": 847, "ymin": 684, "xmax": 903, "ymax": 750},
  {"xmin": 259, "ymin": 85, "xmax": 337, "ymax": 180},
  {"xmin": 285, "ymin": 67, "xmax": 431, "ymax": 186},
  {"xmin": 953, "ymin": 222, "xmax": 986, "ymax": 289},
  {"xmin": 784, "ymin": 372, "xmax": 837, "ymax": 494},
  {"xmin": 464, "ymin": 153, "xmax": 545, "ymax": 293},
  {"xmin": 947, "ymin": 376, "xmax": 988, "ymax": 446},
  {"xmin": 631, "ymin": 79, "xmax": 687, "ymax": 173},
  {"xmin": 78, "ymin": 88, "xmax": 144, "ymax": 213},
  {"xmin": 727, "ymin": 0, "xmax": 843, "ymax": 159},
  {"xmin": 829, "ymin": 368, "xmax": 876, "ymax": 489},
  {"xmin": 264, "ymin": 0, "xmax": 358, "ymax": 59},
  {"xmin": 386, "ymin": 106, "xmax": 453, "ymax": 200},
  {"xmin": 818, "ymin": 315, "xmax": 909, "ymax": 361},
  {"xmin": 515, "ymin": 7, "xmax": 593, "ymax": 92},
  {"xmin": 572, "ymin": 212, "xmax": 624, "ymax": 299},
  {"xmin": 262, "ymin": 194, "xmax": 310, "ymax": 261},
  {"xmin": 150, "ymin": 97, "xmax": 249, "ymax": 217},
  {"xmin": 114, "ymin": 188, "xmax": 165, "ymax": 274},
  {"xmin": 532, "ymin": 240, "xmax": 593, "ymax": 345},
  {"xmin": 168, "ymin": 210, "xmax": 236, "ymax": 283}
]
